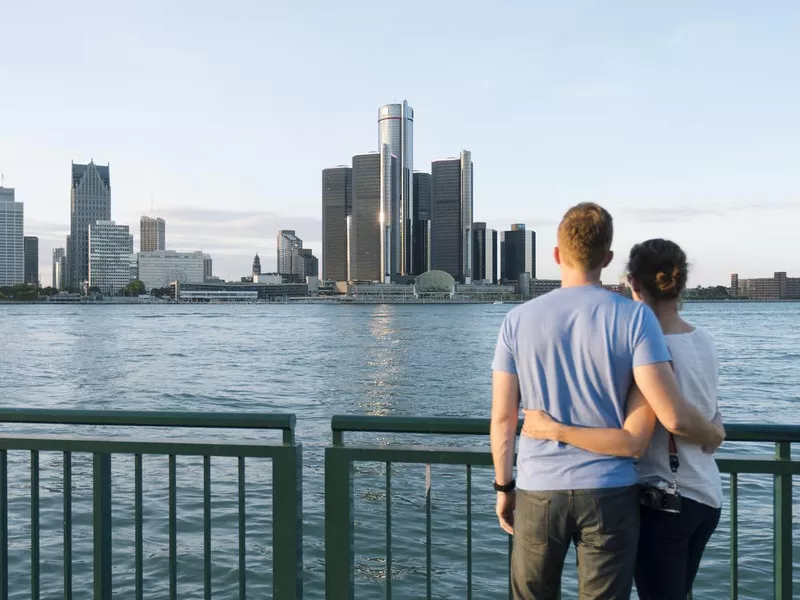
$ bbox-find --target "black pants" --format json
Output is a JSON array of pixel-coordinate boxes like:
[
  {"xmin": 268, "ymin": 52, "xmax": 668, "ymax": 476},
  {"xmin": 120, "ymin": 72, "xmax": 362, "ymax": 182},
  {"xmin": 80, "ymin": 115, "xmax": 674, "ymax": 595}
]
[
  {"xmin": 511, "ymin": 486, "xmax": 640, "ymax": 600},
  {"xmin": 635, "ymin": 497, "xmax": 721, "ymax": 600}
]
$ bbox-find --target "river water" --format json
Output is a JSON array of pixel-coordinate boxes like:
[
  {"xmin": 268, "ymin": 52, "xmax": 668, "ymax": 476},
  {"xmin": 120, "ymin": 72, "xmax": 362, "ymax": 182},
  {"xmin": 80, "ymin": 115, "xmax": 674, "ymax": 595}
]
[{"xmin": 1, "ymin": 302, "xmax": 798, "ymax": 599}]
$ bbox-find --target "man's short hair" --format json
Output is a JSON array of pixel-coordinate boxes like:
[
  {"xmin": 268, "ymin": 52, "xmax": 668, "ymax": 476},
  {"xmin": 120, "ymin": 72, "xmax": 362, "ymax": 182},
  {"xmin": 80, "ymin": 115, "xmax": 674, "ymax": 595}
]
[{"xmin": 557, "ymin": 203, "xmax": 614, "ymax": 270}]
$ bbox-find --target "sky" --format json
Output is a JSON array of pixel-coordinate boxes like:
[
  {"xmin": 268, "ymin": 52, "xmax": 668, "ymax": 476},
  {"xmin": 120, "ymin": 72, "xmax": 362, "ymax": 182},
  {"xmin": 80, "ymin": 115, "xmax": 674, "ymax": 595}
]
[{"xmin": 1, "ymin": 0, "xmax": 798, "ymax": 287}]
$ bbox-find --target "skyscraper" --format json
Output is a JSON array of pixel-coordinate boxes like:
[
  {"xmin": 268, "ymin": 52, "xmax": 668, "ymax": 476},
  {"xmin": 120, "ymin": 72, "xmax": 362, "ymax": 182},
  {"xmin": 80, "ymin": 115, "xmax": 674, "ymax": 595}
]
[
  {"xmin": 277, "ymin": 230, "xmax": 303, "ymax": 275},
  {"xmin": 471, "ymin": 223, "xmax": 497, "ymax": 283},
  {"xmin": 203, "ymin": 255, "xmax": 213, "ymax": 281},
  {"xmin": 140, "ymin": 216, "xmax": 166, "ymax": 252},
  {"xmin": 88, "ymin": 220, "xmax": 133, "ymax": 295},
  {"xmin": 321, "ymin": 166, "xmax": 352, "ymax": 281},
  {"xmin": 52, "ymin": 248, "xmax": 66, "ymax": 289},
  {"xmin": 350, "ymin": 152, "xmax": 384, "ymax": 282},
  {"xmin": 430, "ymin": 151, "xmax": 473, "ymax": 281},
  {"xmin": 69, "ymin": 162, "xmax": 111, "ymax": 287},
  {"xmin": 24, "ymin": 236, "xmax": 39, "ymax": 285},
  {"xmin": 378, "ymin": 101, "xmax": 413, "ymax": 278},
  {"xmin": 501, "ymin": 224, "xmax": 536, "ymax": 283},
  {"xmin": 412, "ymin": 172, "xmax": 431, "ymax": 274},
  {"xmin": 0, "ymin": 187, "xmax": 24, "ymax": 286}
]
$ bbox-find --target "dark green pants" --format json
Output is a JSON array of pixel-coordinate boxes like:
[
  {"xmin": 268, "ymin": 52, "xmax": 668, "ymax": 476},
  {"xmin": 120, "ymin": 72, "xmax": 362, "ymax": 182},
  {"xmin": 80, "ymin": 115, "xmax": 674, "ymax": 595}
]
[{"xmin": 511, "ymin": 486, "xmax": 640, "ymax": 600}]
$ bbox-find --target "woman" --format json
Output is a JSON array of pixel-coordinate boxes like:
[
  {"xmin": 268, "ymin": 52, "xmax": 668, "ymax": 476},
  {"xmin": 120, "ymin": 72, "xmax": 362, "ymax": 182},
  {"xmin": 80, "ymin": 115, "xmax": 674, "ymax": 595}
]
[{"xmin": 522, "ymin": 238, "xmax": 723, "ymax": 599}]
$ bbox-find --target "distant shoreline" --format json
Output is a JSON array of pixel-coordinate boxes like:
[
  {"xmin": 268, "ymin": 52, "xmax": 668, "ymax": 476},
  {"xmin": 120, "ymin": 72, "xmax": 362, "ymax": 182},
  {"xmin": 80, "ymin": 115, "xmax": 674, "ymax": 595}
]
[{"xmin": 1, "ymin": 298, "xmax": 799, "ymax": 306}]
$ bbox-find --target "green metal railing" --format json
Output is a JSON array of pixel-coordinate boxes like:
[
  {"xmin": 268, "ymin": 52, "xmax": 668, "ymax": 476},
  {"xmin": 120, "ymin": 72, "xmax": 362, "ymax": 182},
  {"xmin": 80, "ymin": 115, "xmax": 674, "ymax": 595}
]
[
  {"xmin": 0, "ymin": 409, "xmax": 302, "ymax": 600},
  {"xmin": 325, "ymin": 416, "xmax": 800, "ymax": 600}
]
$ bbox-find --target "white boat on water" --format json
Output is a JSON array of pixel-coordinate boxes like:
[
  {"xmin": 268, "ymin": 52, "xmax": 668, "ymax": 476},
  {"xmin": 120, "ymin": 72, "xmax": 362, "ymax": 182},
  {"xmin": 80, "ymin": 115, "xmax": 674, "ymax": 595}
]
[{"xmin": 493, "ymin": 300, "xmax": 504, "ymax": 305}]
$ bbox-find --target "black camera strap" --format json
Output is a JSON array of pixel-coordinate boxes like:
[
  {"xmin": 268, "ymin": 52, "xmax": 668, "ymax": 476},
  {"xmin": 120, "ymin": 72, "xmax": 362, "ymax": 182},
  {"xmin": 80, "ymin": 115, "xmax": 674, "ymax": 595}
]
[{"xmin": 668, "ymin": 432, "xmax": 679, "ymax": 489}]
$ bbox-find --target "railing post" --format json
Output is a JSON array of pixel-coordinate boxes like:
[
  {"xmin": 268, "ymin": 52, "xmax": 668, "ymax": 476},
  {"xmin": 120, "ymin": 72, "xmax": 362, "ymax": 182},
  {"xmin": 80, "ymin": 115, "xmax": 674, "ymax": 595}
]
[
  {"xmin": 273, "ymin": 444, "xmax": 303, "ymax": 600},
  {"xmin": 774, "ymin": 442, "xmax": 792, "ymax": 600},
  {"xmin": 325, "ymin": 447, "xmax": 354, "ymax": 600},
  {"xmin": 93, "ymin": 453, "xmax": 112, "ymax": 600}
]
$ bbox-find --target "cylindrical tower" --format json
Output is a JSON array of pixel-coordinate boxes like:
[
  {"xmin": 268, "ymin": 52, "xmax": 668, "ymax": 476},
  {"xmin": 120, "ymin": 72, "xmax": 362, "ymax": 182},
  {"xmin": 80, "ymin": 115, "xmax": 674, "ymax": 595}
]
[{"xmin": 378, "ymin": 100, "xmax": 414, "ymax": 280}]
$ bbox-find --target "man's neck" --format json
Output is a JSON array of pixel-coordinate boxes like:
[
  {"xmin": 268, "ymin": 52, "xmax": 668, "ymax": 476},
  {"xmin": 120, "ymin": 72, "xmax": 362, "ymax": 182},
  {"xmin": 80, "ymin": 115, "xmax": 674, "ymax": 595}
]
[{"xmin": 560, "ymin": 268, "xmax": 602, "ymax": 288}]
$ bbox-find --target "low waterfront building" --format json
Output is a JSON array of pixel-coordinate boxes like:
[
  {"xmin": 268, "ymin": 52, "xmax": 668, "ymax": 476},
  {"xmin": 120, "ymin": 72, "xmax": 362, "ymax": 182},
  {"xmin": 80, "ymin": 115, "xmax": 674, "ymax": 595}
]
[
  {"xmin": 530, "ymin": 278, "xmax": 561, "ymax": 297},
  {"xmin": 350, "ymin": 282, "xmax": 416, "ymax": 301},
  {"xmin": 180, "ymin": 289, "xmax": 258, "ymax": 302},
  {"xmin": 176, "ymin": 281, "xmax": 309, "ymax": 301},
  {"xmin": 731, "ymin": 272, "xmax": 800, "ymax": 300},
  {"xmin": 138, "ymin": 250, "xmax": 205, "ymax": 290},
  {"xmin": 88, "ymin": 221, "xmax": 133, "ymax": 295}
]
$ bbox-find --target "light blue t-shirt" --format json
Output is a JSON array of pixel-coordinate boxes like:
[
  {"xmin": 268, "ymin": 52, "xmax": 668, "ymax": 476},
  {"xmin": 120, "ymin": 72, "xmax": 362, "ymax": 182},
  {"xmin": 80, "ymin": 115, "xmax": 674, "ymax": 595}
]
[{"xmin": 492, "ymin": 285, "xmax": 671, "ymax": 491}]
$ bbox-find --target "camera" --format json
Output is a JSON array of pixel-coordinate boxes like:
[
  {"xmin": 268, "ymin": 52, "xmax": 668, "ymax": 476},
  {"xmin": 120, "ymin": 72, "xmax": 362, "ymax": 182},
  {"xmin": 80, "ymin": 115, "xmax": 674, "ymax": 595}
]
[{"xmin": 639, "ymin": 483, "xmax": 682, "ymax": 514}]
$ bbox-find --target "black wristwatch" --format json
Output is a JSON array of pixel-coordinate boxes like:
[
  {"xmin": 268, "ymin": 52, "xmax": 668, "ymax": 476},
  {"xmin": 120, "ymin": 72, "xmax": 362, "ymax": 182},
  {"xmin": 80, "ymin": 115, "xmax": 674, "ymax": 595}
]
[{"xmin": 493, "ymin": 479, "xmax": 516, "ymax": 493}]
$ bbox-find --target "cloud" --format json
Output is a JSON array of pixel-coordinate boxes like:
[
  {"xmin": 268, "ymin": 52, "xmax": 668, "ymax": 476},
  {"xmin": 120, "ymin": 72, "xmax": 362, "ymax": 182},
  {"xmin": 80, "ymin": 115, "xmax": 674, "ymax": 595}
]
[{"xmin": 619, "ymin": 200, "xmax": 799, "ymax": 224}]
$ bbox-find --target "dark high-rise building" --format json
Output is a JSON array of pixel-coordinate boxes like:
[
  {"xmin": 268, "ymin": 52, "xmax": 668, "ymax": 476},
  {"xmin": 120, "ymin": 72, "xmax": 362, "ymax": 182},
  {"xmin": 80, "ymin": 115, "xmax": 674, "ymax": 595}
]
[
  {"xmin": 351, "ymin": 152, "xmax": 385, "ymax": 282},
  {"xmin": 412, "ymin": 172, "xmax": 431, "ymax": 274},
  {"xmin": 471, "ymin": 223, "xmax": 497, "ymax": 283},
  {"xmin": 501, "ymin": 224, "xmax": 536, "ymax": 283},
  {"xmin": 430, "ymin": 151, "xmax": 473, "ymax": 281},
  {"xmin": 295, "ymin": 248, "xmax": 319, "ymax": 278},
  {"xmin": 69, "ymin": 161, "xmax": 111, "ymax": 287},
  {"xmin": 203, "ymin": 255, "xmax": 213, "ymax": 281},
  {"xmin": 252, "ymin": 254, "xmax": 261, "ymax": 276},
  {"xmin": 24, "ymin": 236, "xmax": 39, "ymax": 285},
  {"xmin": 322, "ymin": 166, "xmax": 352, "ymax": 281}
]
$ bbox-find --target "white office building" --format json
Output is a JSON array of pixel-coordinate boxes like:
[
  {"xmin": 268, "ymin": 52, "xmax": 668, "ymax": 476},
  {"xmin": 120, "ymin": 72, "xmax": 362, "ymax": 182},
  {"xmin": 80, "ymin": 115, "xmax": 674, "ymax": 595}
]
[
  {"xmin": 0, "ymin": 187, "xmax": 24, "ymax": 286},
  {"xmin": 89, "ymin": 221, "xmax": 133, "ymax": 295},
  {"xmin": 138, "ymin": 250, "xmax": 206, "ymax": 290}
]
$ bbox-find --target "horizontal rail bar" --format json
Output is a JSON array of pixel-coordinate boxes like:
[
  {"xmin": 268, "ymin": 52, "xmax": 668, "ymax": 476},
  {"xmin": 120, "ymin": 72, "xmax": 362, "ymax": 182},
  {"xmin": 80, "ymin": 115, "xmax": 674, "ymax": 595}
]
[
  {"xmin": 330, "ymin": 446, "xmax": 800, "ymax": 474},
  {"xmin": 0, "ymin": 408, "xmax": 296, "ymax": 442},
  {"xmin": 331, "ymin": 415, "xmax": 800, "ymax": 443},
  {"xmin": 0, "ymin": 434, "xmax": 299, "ymax": 458}
]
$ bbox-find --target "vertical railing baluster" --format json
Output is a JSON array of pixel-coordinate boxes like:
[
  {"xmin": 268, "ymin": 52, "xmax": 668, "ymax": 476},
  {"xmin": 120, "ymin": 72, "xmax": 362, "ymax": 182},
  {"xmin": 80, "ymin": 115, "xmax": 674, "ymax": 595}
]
[
  {"xmin": 773, "ymin": 442, "xmax": 792, "ymax": 600},
  {"xmin": 324, "ymin": 448, "xmax": 354, "ymax": 600},
  {"xmin": 169, "ymin": 455, "xmax": 177, "ymax": 600},
  {"xmin": 134, "ymin": 454, "xmax": 143, "ymax": 600},
  {"xmin": 31, "ymin": 451, "xmax": 40, "ymax": 600},
  {"xmin": 204, "ymin": 456, "xmax": 211, "ymax": 600},
  {"xmin": 0, "ymin": 450, "xmax": 7, "ymax": 600},
  {"xmin": 64, "ymin": 452, "xmax": 72, "ymax": 600},
  {"xmin": 385, "ymin": 462, "xmax": 392, "ymax": 599},
  {"xmin": 426, "ymin": 464, "xmax": 432, "ymax": 600},
  {"xmin": 273, "ymin": 445, "xmax": 303, "ymax": 600},
  {"xmin": 93, "ymin": 453, "xmax": 112, "ymax": 600},
  {"xmin": 466, "ymin": 465, "xmax": 472, "ymax": 600},
  {"xmin": 238, "ymin": 457, "xmax": 246, "ymax": 600},
  {"xmin": 730, "ymin": 472, "xmax": 738, "ymax": 600}
]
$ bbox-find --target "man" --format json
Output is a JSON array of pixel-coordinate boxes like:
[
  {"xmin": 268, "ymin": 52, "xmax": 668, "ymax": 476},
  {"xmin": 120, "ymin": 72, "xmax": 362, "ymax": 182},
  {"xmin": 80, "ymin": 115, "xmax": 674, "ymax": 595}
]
[{"xmin": 490, "ymin": 203, "xmax": 724, "ymax": 599}]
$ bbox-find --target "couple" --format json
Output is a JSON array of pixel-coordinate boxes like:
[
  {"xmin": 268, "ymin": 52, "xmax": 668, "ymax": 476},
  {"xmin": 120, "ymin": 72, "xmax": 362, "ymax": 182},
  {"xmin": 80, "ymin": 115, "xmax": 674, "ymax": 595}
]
[{"xmin": 490, "ymin": 203, "xmax": 724, "ymax": 600}]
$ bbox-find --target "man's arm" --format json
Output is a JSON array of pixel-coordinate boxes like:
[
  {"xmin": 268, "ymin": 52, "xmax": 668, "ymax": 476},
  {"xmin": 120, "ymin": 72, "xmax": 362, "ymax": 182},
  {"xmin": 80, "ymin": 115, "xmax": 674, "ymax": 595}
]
[
  {"xmin": 521, "ymin": 383, "xmax": 656, "ymax": 458},
  {"xmin": 633, "ymin": 362, "xmax": 724, "ymax": 448},
  {"xmin": 491, "ymin": 370, "xmax": 519, "ymax": 535}
]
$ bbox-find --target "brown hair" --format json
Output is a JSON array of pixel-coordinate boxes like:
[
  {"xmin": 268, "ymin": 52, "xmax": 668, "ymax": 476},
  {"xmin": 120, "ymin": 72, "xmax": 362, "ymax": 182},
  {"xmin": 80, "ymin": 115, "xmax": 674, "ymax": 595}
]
[
  {"xmin": 557, "ymin": 203, "xmax": 614, "ymax": 270},
  {"xmin": 627, "ymin": 239, "xmax": 688, "ymax": 300}
]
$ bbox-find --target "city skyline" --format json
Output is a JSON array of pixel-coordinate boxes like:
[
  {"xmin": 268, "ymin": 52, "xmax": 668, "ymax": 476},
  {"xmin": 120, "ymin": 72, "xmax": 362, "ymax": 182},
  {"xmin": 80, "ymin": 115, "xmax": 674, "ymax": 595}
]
[{"xmin": 2, "ymin": 2, "xmax": 799, "ymax": 286}]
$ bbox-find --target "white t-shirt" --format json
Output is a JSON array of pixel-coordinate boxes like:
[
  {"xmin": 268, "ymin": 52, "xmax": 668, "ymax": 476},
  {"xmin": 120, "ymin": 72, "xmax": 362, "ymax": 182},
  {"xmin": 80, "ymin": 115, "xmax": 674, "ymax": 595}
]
[{"xmin": 637, "ymin": 328, "xmax": 723, "ymax": 509}]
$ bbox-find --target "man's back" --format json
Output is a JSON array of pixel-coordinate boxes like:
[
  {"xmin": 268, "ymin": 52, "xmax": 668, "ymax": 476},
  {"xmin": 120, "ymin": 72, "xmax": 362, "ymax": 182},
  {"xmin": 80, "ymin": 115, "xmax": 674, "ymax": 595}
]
[{"xmin": 492, "ymin": 285, "xmax": 669, "ymax": 491}]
